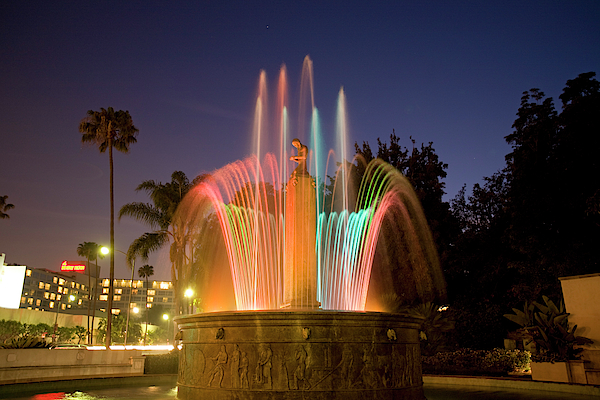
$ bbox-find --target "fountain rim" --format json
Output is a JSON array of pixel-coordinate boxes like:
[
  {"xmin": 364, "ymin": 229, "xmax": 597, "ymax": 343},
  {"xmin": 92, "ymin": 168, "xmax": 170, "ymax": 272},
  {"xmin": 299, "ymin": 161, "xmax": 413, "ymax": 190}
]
[{"xmin": 174, "ymin": 309, "xmax": 424, "ymax": 329}]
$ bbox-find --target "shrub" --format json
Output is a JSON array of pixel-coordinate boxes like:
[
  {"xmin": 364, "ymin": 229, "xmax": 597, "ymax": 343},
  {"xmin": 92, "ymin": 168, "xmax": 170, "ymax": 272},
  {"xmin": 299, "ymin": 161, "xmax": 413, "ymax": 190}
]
[
  {"xmin": 144, "ymin": 351, "xmax": 178, "ymax": 374},
  {"xmin": 1, "ymin": 336, "xmax": 51, "ymax": 349},
  {"xmin": 422, "ymin": 348, "xmax": 530, "ymax": 376}
]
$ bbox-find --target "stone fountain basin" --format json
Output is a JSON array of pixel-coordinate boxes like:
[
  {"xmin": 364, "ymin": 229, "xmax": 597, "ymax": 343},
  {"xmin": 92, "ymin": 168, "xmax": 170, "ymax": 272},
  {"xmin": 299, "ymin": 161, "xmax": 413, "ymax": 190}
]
[{"xmin": 175, "ymin": 310, "xmax": 425, "ymax": 400}]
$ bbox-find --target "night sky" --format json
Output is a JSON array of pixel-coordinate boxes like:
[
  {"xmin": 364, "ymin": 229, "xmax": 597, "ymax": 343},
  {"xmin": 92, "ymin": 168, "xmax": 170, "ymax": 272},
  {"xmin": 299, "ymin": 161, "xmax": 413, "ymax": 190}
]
[{"xmin": 1, "ymin": 1, "xmax": 599, "ymax": 281}]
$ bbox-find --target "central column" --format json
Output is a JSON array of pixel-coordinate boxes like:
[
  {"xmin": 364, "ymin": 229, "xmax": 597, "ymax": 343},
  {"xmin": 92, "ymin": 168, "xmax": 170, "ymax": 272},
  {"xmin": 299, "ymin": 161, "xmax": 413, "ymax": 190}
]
[{"xmin": 281, "ymin": 139, "xmax": 320, "ymax": 309}]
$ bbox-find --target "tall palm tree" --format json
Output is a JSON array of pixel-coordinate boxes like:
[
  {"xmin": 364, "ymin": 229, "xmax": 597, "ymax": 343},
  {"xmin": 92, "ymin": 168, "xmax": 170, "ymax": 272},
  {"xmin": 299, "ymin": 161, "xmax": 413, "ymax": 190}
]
[
  {"xmin": 119, "ymin": 171, "xmax": 207, "ymax": 317},
  {"xmin": 77, "ymin": 241, "xmax": 103, "ymax": 344},
  {"xmin": 0, "ymin": 195, "xmax": 15, "ymax": 219},
  {"xmin": 79, "ymin": 107, "xmax": 138, "ymax": 347},
  {"xmin": 138, "ymin": 264, "xmax": 154, "ymax": 346}
]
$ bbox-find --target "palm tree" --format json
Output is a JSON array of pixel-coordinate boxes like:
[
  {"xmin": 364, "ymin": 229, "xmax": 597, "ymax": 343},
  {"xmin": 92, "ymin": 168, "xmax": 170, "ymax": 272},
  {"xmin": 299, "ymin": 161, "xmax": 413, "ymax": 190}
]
[
  {"xmin": 76, "ymin": 242, "xmax": 103, "ymax": 344},
  {"xmin": 0, "ymin": 195, "xmax": 15, "ymax": 219},
  {"xmin": 119, "ymin": 171, "xmax": 207, "ymax": 317},
  {"xmin": 79, "ymin": 107, "xmax": 138, "ymax": 347},
  {"xmin": 138, "ymin": 264, "xmax": 154, "ymax": 346}
]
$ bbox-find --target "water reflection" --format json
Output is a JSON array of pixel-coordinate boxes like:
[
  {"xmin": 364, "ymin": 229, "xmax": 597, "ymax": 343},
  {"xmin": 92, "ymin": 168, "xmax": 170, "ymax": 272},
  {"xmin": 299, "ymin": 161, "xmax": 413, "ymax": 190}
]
[{"xmin": 14, "ymin": 387, "xmax": 177, "ymax": 400}]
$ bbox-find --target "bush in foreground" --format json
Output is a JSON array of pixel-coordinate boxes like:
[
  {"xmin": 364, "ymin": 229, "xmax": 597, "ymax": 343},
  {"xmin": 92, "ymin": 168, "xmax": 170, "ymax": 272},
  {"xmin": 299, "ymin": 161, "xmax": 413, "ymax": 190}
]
[
  {"xmin": 422, "ymin": 348, "xmax": 530, "ymax": 376},
  {"xmin": 144, "ymin": 351, "xmax": 178, "ymax": 374}
]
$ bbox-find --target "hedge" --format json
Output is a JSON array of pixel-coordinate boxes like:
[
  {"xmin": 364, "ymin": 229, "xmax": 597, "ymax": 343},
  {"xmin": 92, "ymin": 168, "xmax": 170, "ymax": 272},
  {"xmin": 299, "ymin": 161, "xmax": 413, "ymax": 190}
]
[{"xmin": 422, "ymin": 348, "xmax": 530, "ymax": 376}]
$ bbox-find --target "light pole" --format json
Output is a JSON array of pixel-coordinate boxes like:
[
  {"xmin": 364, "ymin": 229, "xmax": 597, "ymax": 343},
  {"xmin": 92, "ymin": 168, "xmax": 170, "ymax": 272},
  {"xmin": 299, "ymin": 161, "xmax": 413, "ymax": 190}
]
[
  {"xmin": 113, "ymin": 249, "xmax": 136, "ymax": 346},
  {"xmin": 53, "ymin": 294, "xmax": 76, "ymax": 344},
  {"xmin": 185, "ymin": 289, "xmax": 194, "ymax": 314},
  {"xmin": 162, "ymin": 314, "xmax": 170, "ymax": 345},
  {"xmin": 99, "ymin": 246, "xmax": 109, "ymax": 347}
]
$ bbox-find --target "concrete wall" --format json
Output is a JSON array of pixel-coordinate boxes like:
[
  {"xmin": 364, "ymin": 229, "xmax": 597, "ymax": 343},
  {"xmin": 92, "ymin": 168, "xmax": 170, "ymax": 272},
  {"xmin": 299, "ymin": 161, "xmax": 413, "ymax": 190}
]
[
  {"xmin": 0, "ymin": 307, "xmax": 102, "ymax": 330},
  {"xmin": 0, "ymin": 348, "xmax": 144, "ymax": 384},
  {"xmin": 560, "ymin": 273, "xmax": 600, "ymax": 348}
]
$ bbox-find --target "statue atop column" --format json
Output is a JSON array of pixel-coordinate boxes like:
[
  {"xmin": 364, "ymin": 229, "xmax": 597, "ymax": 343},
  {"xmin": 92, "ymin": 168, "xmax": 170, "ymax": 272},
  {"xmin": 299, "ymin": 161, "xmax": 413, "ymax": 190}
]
[
  {"xmin": 290, "ymin": 138, "xmax": 309, "ymax": 176},
  {"xmin": 282, "ymin": 139, "xmax": 320, "ymax": 309}
]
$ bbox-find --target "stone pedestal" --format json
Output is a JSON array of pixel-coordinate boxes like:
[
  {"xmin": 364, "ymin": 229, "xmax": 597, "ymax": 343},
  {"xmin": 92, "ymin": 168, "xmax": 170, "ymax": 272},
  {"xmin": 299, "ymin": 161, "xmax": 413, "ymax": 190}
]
[
  {"xmin": 176, "ymin": 311, "xmax": 425, "ymax": 400},
  {"xmin": 281, "ymin": 172, "xmax": 320, "ymax": 309}
]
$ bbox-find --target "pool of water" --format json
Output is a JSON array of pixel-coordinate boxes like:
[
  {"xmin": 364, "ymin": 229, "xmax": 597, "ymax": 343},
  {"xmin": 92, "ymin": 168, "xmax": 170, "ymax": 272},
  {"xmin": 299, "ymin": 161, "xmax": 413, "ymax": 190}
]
[{"xmin": 8, "ymin": 385, "xmax": 598, "ymax": 400}]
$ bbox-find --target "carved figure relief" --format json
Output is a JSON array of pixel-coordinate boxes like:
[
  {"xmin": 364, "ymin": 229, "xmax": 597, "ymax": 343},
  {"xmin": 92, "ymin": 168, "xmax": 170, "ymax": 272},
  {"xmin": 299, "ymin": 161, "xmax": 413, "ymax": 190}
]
[
  {"xmin": 190, "ymin": 347, "xmax": 206, "ymax": 386},
  {"xmin": 340, "ymin": 344, "xmax": 354, "ymax": 389},
  {"xmin": 207, "ymin": 345, "xmax": 228, "ymax": 387},
  {"xmin": 359, "ymin": 344, "xmax": 379, "ymax": 389},
  {"xmin": 255, "ymin": 344, "xmax": 273, "ymax": 389},
  {"xmin": 387, "ymin": 328, "xmax": 397, "ymax": 341},
  {"xmin": 292, "ymin": 345, "xmax": 309, "ymax": 390},
  {"xmin": 302, "ymin": 327, "xmax": 311, "ymax": 340},
  {"xmin": 240, "ymin": 351, "xmax": 249, "ymax": 388},
  {"xmin": 231, "ymin": 344, "xmax": 241, "ymax": 388}
]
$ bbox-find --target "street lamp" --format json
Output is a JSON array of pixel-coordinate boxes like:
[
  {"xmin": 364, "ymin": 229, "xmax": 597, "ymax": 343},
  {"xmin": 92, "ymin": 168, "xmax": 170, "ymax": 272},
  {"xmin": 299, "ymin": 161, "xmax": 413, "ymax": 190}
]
[
  {"xmin": 99, "ymin": 246, "xmax": 110, "ymax": 347},
  {"xmin": 162, "ymin": 314, "xmax": 170, "ymax": 345},
  {"xmin": 185, "ymin": 289, "xmax": 194, "ymax": 314},
  {"xmin": 52, "ymin": 293, "xmax": 76, "ymax": 343},
  {"xmin": 112, "ymin": 249, "xmax": 136, "ymax": 346}
]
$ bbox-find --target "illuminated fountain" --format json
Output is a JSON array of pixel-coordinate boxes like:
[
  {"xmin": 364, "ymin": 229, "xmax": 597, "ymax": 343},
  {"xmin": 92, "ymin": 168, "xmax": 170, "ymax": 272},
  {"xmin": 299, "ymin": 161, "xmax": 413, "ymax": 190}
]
[{"xmin": 174, "ymin": 56, "xmax": 445, "ymax": 400}]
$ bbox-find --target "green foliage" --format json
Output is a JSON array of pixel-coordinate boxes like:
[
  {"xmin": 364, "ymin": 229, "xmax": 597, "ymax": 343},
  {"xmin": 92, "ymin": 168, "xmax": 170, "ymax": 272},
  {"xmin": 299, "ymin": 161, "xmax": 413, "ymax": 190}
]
[
  {"xmin": 504, "ymin": 295, "xmax": 593, "ymax": 362},
  {"xmin": 0, "ymin": 195, "xmax": 15, "ymax": 219},
  {"xmin": 399, "ymin": 302, "xmax": 455, "ymax": 356},
  {"xmin": 144, "ymin": 351, "xmax": 178, "ymax": 374},
  {"xmin": 74, "ymin": 326, "xmax": 87, "ymax": 344},
  {"xmin": 22, "ymin": 323, "xmax": 51, "ymax": 338},
  {"xmin": 1, "ymin": 335, "xmax": 50, "ymax": 349},
  {"xmin": 422, "ymin": 348, "xmax": 531, "ymax": 376},
  {"xmin": 97, "ymin": 315, "xmax": 143, "ymax": 344},
  {"xmin": 0, "ymin": 319, "xmax": 24, "ymax": 341}
]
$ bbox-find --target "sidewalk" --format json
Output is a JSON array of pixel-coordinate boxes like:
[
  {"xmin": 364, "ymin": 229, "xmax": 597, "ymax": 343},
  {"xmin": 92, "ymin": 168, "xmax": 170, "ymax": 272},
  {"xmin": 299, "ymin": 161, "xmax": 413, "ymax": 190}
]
[{"xmin": 424, "ymin": 374, "xmax": 600, "ymax": 397}]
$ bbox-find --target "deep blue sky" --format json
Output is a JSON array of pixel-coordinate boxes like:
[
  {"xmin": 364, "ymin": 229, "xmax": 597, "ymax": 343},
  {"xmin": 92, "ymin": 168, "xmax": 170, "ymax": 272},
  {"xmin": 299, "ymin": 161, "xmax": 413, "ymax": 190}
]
[{"xmin": 1, "ymin": 1, "xmax": 599, "ymax": 280}]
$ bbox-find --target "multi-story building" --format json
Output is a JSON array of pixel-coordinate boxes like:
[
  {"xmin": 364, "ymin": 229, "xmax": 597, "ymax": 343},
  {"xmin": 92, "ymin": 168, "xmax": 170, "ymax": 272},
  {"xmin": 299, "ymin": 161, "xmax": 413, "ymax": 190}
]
[
  {"xmin": 20, "ymin": 267, "xmax": 90, "ymax": 313},
  {"xmin": 98, "ymin": 278, "xmax": 175, "ymax": 317}
]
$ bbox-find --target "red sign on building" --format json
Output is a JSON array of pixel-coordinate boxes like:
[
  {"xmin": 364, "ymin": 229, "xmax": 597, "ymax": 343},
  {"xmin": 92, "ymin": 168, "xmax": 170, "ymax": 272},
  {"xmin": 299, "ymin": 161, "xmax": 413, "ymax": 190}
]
[{"xmin": 61, "ymin": 260, "xmax": 86, "ymax": 273}]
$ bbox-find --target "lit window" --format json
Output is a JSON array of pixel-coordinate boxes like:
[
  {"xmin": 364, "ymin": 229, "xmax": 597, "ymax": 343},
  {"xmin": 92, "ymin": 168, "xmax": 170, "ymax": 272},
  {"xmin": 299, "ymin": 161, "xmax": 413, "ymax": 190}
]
[
  {"xmin": 160, "ymin": 282, "xmax": 170, "ymax": 290},
  {"xmin": 58, "ymin": 278, "xmax": 65, "ymax": 285},
  {"xmin": 76, "ymin": 283, "xmax": 80, "ymax": 289},
  {"xmin": 61, "ymin": 303, "xmax": 66, "ymax": 310},
  {"xmin": 27, "ymin": 307, "xmax": 32, "ymax": 310},
  {"xmin": 28, "ymin": 298, "xmax": 33, "ymax": 305},
  {"xmin": 78, "ymin": 299, "xmax": 82, "ymax": 305},
  {"xmin": 39, "ymin": 282, "xmax": 44, "ymax": 289},
  {"xmin": 102, "ymin": 288, "xmax": 109, "ymax": 294},
  {"xmin": 132, "ymin": 281, "xmax": 138, "ymax": 288},
  {"xmin": 21, "ymin": 297, "xmax": 26, "ymax": 304},
  {"xmin": 120, "ymin": 280, "xmax": 127, "ymax": 286},
  {"xmin": 163, "ymin": 297, "xmax": 168, "ymax": 303},
  {"xmin": 50, "ymin": 293, "xmax": 56, "ymax": 300},
  {"xmin": 146, "ymin": 303, "xmax": 152, "ymax": 308},
  {"xmin": 45, "ymin": 283, "xmax": 50, "ymax": 290},
  {"xmin": 132, "ymin": 289, "xmax": 138, "ymax": 295},
  {"xmin": 57, "ymin": 294, "xmax": 62, "ymax": 301},
  {"xmin": 26, "ymin": 269, "xmax": 32, "ymax": 277},
  {"xmin": 67, "ymin": 304, "xmax": 72, "ymax": 308},
  {"xmin": 36, "ymin": 299, "xmax": 41, "ymax": 306},
  {"xmin": 114, "ymin": 295, "xmax": 121, "ymax": 301},
  {"xmin": 82, "ymin": 285, "xmax": 85, "ymax": 290},
  {"xmin": 53, "ymin": 277, "xmax": 58, "ymax": 284},
  {"xmin": 49, "ymin": 301, "xmax": 55, "ymax": 308},
  {"xmin": 147, "ymin": 296, "xmax": 154, "ymax": 303},
  {"xmin": 115, "ymin": 288, "xmax": 122, "ymax": 294},
  {"xmin": 100, "ymin": 308, "xmax": 106, "ymax": 312},
  {"xmin": 99, "ymin": 295, "xmax": 108, "ymax": 301},
  {"xmin": 130, "ymin": 303, "xmax": 137, "ymax": 308},
  {"xmin": 111, "ymin": 309, "xmax": 120, "ymax": 315},
  {"xmin": 44, "ymin": 292, "xmax": 50, "ymax": 299},
  {"xmin": 102, "ymin": 279, "xmax": 109, "ymax": 287},
  {"xmin": 147, "ymin": 289, "xmax": 156, "ymax": 296},
  {"xmin": 71, "ymin": 282, "xmax": 75, "ymax": 288},
  {"xmin": 63, "ymin": 288, "xmax": 68, "ymax": 295},
  {"xmin": 57, "ymin": 286, "xmax": 63, "ymax": 293}
]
